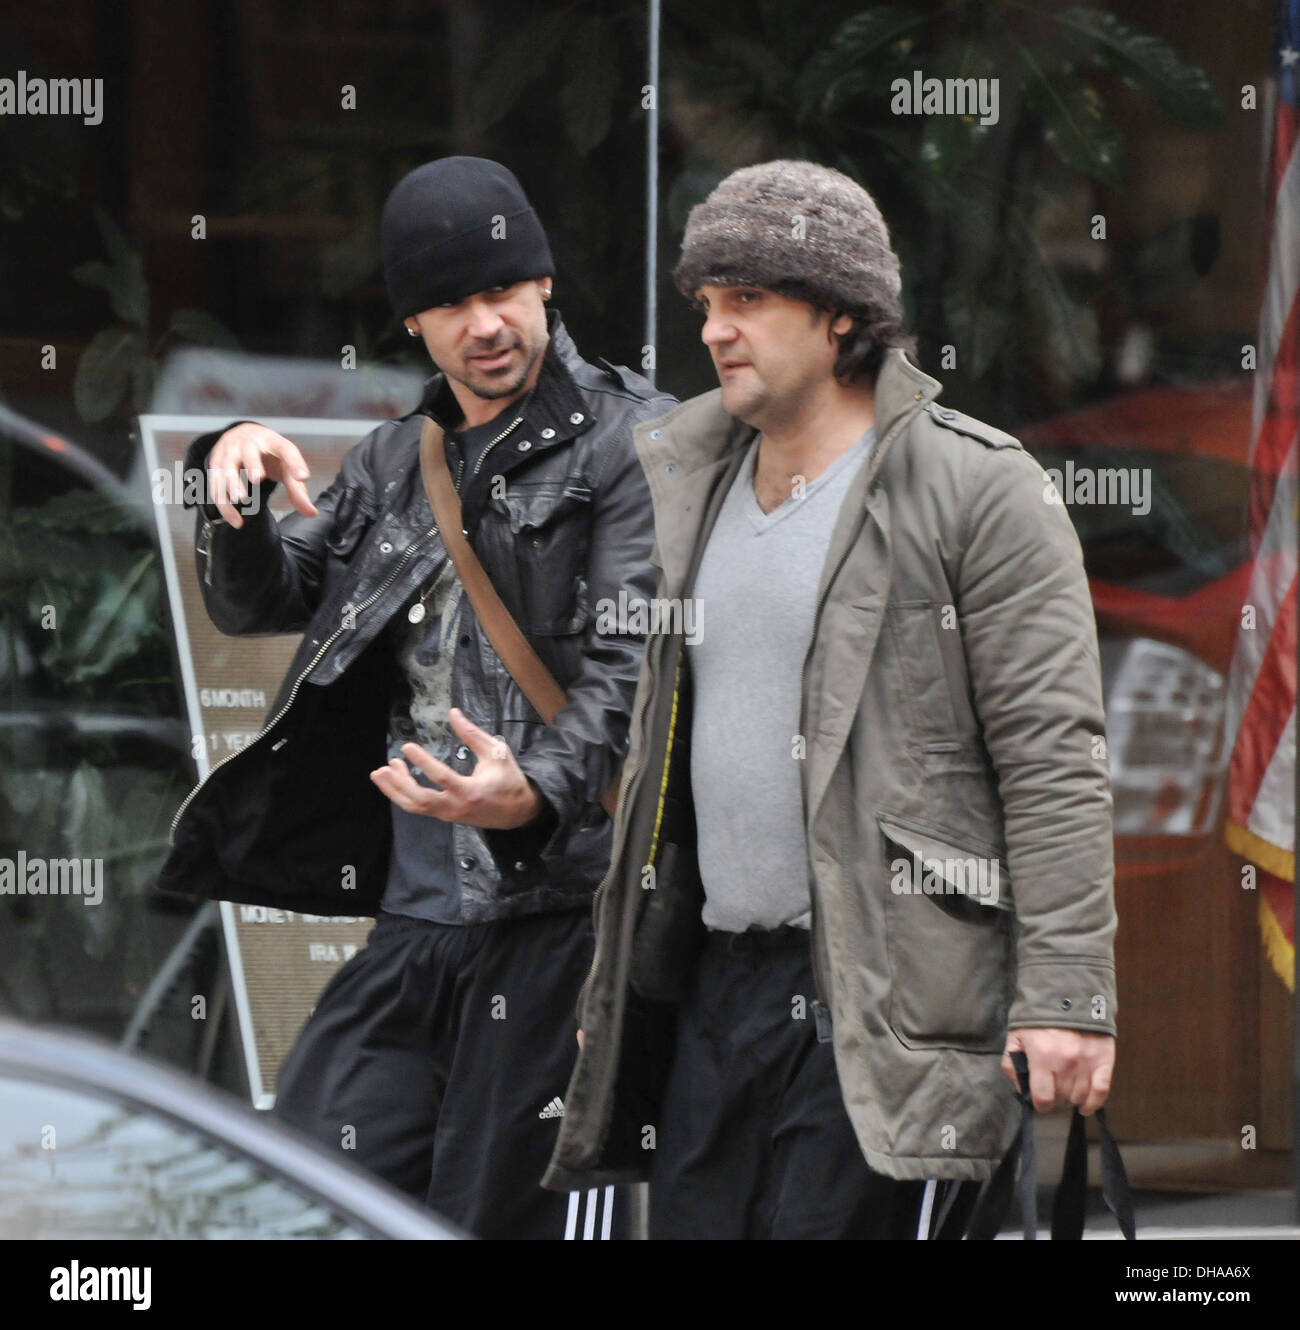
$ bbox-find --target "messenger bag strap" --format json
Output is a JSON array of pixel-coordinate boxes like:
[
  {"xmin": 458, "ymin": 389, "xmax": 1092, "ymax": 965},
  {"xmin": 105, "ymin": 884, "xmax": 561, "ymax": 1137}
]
[{"xmin": 418, "ymin": 416, "xmax": 619, "ymax": 821}]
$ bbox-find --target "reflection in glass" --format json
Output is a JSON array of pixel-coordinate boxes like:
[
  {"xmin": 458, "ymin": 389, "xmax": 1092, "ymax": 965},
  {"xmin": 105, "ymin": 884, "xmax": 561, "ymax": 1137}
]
[{"xmin": 0, "ymin": 1077, "xmax": 363, "ymax": 1238}]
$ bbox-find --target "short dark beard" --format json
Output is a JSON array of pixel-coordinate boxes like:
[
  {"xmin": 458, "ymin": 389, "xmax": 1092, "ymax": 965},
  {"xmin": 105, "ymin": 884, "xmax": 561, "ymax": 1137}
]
[
  {"xmin": 468, "ymin": 334, "xmax": 546, "ymax": 401},
  {"xmin": 463, "ymin": 366, "xmax": 531, "ymax": 400}
]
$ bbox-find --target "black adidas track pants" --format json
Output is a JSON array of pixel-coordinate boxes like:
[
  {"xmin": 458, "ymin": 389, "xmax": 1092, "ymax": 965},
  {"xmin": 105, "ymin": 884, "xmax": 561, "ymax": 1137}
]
[
  {"xmin": 648, "ymin": 926, "xmax": 981, "ymax": 1239},
  {"xmin": 272, "ymin": 906, "xmax": 625, "ymax": 1239}
]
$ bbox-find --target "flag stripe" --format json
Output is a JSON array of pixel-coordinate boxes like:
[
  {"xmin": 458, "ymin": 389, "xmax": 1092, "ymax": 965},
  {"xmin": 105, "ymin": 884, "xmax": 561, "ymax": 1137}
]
[
  {"xmin": 1224, "ymin": 0, "xmax": 1298, "ymax": 987},
  {"xmin": 1245, "ymin": 298, "xmax": 1299, "ymax": 556},
  {"xmin": 1224, "ymin": 459, "xmax": 1297, "ymax": 746},
  {"xmin": 1249, "ymin": 706, "xmax": 1297, "ymax": 853},
  {"xmin": 1252, "ymin": 130, "xmax": 1300, "ymax": 447},
  {"xmin": 1228, "ymin": 569, "xmax": 1298, "ymax": 817}
]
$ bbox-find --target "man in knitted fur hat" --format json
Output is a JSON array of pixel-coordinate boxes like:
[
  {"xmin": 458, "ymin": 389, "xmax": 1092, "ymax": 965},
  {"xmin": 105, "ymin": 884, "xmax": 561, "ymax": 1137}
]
[{"xmin": 545, "ymin": 160, "xmax": 1117, "ymax": 1239}]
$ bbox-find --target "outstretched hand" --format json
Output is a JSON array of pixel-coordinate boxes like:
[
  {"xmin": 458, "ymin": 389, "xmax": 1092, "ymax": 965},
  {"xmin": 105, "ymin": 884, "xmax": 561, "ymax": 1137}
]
[
  {"xmin": 206, "ymin": 422, "xmax": 317, "ymax": 528},
  {"xmin": 370, "ymin": 707, "xmax": 544, "ymax": 830}
]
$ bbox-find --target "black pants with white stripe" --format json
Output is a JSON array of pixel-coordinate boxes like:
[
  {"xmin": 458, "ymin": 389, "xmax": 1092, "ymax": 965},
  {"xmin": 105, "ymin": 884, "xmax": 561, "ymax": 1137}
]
[
  {"xmin": 272, "ymin": 906, "xmax": 624, "ymax": 1240},
  {"xmin": 649, "ymin": 926, "xmax": 980, "ymax": 1239}
]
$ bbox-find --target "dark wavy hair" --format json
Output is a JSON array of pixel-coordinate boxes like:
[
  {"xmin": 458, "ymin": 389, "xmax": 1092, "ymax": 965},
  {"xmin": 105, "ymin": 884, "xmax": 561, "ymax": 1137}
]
[
  {"xmin": 830, "ymin": 310, "xmax": 917, "ymax": 386},
  {"xmin": 776, "ymin": 277, "xmax": 916, "ymax": 386}
]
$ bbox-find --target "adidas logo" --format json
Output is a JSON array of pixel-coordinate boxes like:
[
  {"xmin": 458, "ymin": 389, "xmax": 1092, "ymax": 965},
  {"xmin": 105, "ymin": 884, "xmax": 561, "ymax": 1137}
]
[{"xmin": 538, "ymin": 1096, "xmax": 565, "ymax": 1120}]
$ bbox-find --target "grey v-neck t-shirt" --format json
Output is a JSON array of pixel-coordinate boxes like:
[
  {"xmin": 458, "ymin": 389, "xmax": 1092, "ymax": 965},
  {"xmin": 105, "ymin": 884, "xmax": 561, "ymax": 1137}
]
[{"xmin": 687, "ymin": 427, "xmax": 875, "ymax": 932}]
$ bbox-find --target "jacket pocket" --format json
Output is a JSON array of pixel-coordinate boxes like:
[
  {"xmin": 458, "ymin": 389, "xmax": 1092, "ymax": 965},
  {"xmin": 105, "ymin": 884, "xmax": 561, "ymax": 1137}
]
[
  {"xmin": 325, "ymin": 485, "xmax": 378, "ymax": 558},
  {"xmin": 879, "ymin": 813, "xmax": 1013, "ymax": 1053},
  {"xmin": 501, "ymin": 480, "xmax": 592, "ymax": 633},
  {"xmin": 885, "ymin": 601, "xmax": 964, "ymax": 743}
]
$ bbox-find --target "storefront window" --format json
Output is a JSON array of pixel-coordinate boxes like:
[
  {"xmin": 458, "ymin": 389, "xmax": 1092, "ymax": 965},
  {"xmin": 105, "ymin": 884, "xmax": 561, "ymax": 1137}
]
[{"xmin": 0, "ymin": 0, "xmax": 1292, "ymax": 1237}]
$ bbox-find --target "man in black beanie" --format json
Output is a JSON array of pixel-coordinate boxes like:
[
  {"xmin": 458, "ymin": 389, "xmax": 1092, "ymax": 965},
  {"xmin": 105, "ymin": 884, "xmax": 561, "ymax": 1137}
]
[{"xmin": 159, "ymin": 156, "xmax": 673, "ymax": 1238}]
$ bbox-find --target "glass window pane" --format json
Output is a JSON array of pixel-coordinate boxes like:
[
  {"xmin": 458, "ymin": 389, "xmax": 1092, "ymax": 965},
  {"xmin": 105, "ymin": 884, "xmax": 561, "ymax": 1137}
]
[{"xmin": 0, "ymin": 1076, "xmax": 366, "ymax": 1239}]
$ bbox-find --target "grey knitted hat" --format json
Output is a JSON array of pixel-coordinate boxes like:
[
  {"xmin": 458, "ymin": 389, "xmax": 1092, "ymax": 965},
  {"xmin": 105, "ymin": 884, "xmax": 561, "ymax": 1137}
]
[{"xmin": 673, "ymin": 160, "xmax": 902, "ymax": 320}]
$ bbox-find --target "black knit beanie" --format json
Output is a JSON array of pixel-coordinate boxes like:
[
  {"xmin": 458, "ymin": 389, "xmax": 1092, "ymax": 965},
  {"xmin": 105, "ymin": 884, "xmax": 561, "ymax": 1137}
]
[{"xmin": 381, "ymin": 157, "xmax": 554, "ymax": 319}]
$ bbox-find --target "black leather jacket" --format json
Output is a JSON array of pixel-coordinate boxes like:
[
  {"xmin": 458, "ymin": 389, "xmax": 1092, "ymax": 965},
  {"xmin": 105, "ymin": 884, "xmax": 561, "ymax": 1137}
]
[{"xmin": 158, "ymin": 316, "xmax": 674, "ymax": 921}]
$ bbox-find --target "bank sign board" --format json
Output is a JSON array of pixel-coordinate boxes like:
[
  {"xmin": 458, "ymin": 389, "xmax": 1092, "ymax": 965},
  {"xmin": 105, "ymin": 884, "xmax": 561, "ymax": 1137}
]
[{"xmin": 140, "ymin": 416, "xmax": 379, "ymax": 1108}]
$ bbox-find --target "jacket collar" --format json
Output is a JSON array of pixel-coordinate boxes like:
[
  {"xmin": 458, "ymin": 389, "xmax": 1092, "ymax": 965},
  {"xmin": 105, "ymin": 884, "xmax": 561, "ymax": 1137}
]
[
  {"xmin": 416, "ymin": 310, "xmax": 595, "ymax": 454},
  {"xmin": 633, "ymin": 348, "xmax": 942, "ymax": 600},
  {"xmin": 636, "ymin": 347, "xmax": 942, "ymax": 480}
]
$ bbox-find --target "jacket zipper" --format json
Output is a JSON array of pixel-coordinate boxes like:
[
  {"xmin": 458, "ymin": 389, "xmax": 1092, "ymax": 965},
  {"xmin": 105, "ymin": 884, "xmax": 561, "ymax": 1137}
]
[
  {"xmin": 594, "ymin": 648, "xmax": 674, "ymax": 917},
  {"xmin": 197, "ymin": 516, "xmax": 216, "ymax": 587},
  {"xmin": 176, "ymin": 411, "xmax": 534, "ymax": 841},
  {"xmin": 577, "ymin": 641, "xmax": 670, "ymax": 1021},
  {"xmin": 796, "ymin": 407, "xmax": 928, "ymax": 1039},
  {"xmin": 454, "ymin": 414, "xmax": 524, "ymax": 491},
  {"xmin": 808, "ymin": 887, "xmax": 833, "ymax": 1040},
  {"xmin": 643, "ymin": 653, "xmax": 682, "ymax": 871},
  {"xmin": 170, "ymin": 520, "xmax": 441, "ymax": 840}
]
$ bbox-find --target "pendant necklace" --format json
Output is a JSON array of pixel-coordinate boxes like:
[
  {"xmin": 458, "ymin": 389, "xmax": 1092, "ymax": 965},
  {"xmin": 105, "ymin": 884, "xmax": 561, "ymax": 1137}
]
[
  {"xmin": 408, "ymin": 555, "xmax": 457, "ymax": 624},
  {"xmin": 408, "ymin": 577, "xmax": 438, "ymax": 624}
]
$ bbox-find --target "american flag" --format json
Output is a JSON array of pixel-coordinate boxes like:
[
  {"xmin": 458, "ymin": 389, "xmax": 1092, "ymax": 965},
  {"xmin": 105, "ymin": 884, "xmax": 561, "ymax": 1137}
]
[{"xmin": 1224, "ymin": 0, "xmax": 1300, "ymax": 990}]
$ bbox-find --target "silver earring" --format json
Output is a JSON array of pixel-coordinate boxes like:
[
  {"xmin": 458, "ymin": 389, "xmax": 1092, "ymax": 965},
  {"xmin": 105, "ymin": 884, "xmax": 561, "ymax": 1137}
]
[{"xmin": 406, "ymin": 325, "xmax": 420, "ymax": 337}]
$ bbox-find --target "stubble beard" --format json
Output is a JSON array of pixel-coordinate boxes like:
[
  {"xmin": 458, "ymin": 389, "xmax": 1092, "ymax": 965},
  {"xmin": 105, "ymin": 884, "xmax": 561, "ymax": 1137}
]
[
  {"xmin": 720, "ymin": 368, "xmax": 771, "ymax": 431},
  {"xmin": 454, "ymin": 332, "xmax": 546, "ymax": 402}
]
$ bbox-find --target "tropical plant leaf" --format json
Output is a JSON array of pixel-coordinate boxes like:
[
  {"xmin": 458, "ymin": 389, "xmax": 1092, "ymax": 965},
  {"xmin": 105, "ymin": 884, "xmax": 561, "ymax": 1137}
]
[
  {"xmin": 562, "ymin": 16, "xmax": 620, "ymax": 156},
  {"xmin": 16, "ymin": 486, "xmax": 143, "ymax": 539},
  {"xmin": 73, "ymin": 327, "xmax": 143, "ymax": 423},
  {"xmin": 908, "ymin": 36, "xmax": 1003, "ymax": 177},
  {"xmin": 1021, "ymin": 50, "xmax": 1124, "ymax": 188},
  {"xmin": 942, "ymin": 282, "xmax": 1013, "ymax": 381},
  {"xmin": 1054, "ymin": 7, "xmax": 1226, "ymax": 130},
  {"xmin": 794, "ymin": 5, "xmax": 925, "ymax": 119},
  {"xmin": 130, "ymin": 356, "xmax": 156, "ymax": 413},
  {"xmin": 707, "ymin": 32, "xmax": 789, "ymax": 100},
  {"xmin": 468, "ymin": 7, "xmax": 572, "ymax": 131},
  {"xmin": 71, "ymin": 259, "xmax": 114, "ymax": 294},
  {"xmin": 84, "ymin": 204, "xmax": 149, "ymax": 327},
  {"xmin": 320, "ymin": 229, "xmax": 379, "ymax": 300},
  {"xmin": 820, "ymin": 65, "xmax": 888, "ymax": 117},
  {"xmin": 92, "ymin": 202, "xmax": 132, "ymax": 269},
  {"xmin": 941, "ymin": 180, "xmax": 1009, "ymax": 304},
  {"xmin": 167, "ymin": 307, "xmax": 240, "ymax": 349},
  {"xmin": 758, "ymin": 0, "xmax": 829, "ymax": 65},
  {"xmin": 63, "ymin": 552, "xmax": 159, "ymax": 685},
  {"xmin": 917, "ymin": 102, "xmax": 983, "ymax": 176}
]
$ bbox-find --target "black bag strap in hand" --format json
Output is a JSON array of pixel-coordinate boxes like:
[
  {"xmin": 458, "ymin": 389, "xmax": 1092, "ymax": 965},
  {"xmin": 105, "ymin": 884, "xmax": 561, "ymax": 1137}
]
[{"xmin": 965, "ymin": 1050, "xmax": 1136, "ymax": 1240}]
